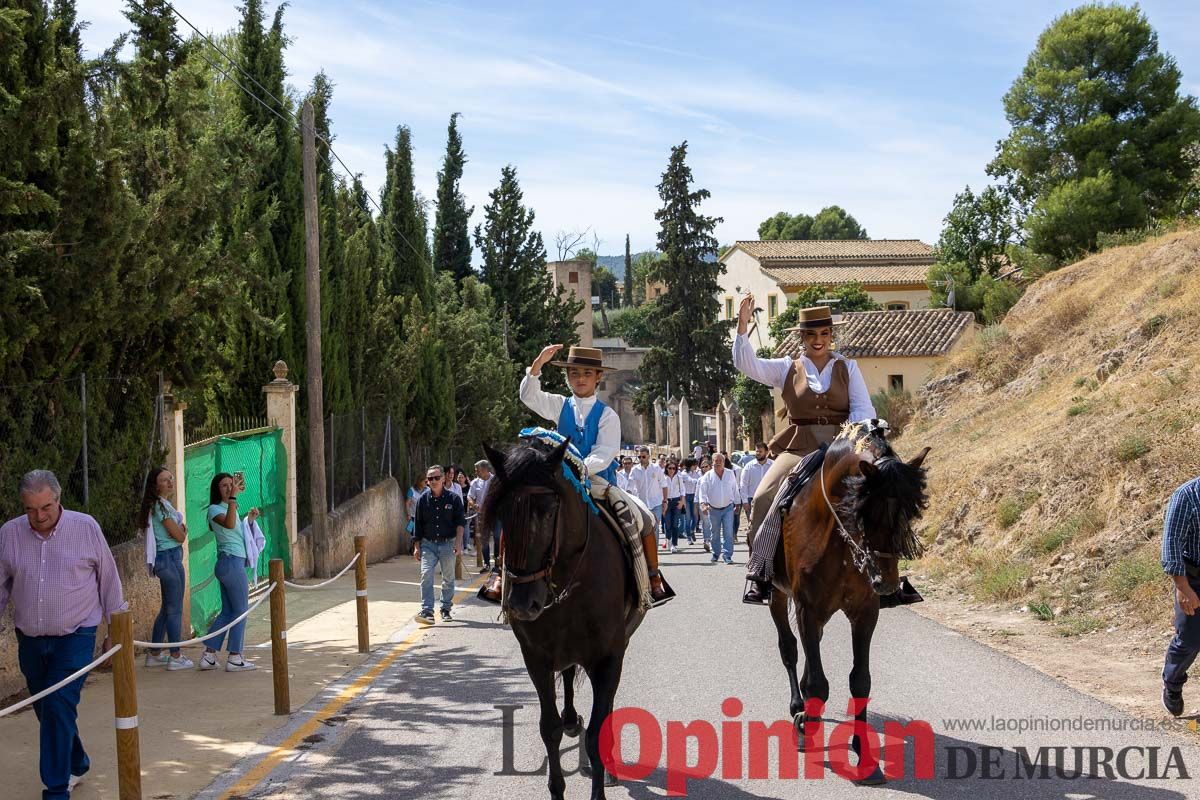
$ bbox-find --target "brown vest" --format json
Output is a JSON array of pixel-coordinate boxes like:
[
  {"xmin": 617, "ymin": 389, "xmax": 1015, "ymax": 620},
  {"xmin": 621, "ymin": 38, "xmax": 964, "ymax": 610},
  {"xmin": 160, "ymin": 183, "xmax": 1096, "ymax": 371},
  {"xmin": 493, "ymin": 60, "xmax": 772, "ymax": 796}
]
[{"xmin": 767, "ymin": 358, "xmax": 850, "ymax": 457}]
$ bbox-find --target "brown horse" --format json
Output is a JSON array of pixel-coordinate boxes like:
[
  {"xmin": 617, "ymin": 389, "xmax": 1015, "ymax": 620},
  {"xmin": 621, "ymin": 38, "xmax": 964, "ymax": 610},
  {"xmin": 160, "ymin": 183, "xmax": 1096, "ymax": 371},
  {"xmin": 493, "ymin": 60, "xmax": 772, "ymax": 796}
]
[
  {"xmin": 768, "ymin": 426, "xmax": 929, "ymax": 785},
  {"xmin": 482, "ymin": 437, "xmax": 644, "ymax": 800}
]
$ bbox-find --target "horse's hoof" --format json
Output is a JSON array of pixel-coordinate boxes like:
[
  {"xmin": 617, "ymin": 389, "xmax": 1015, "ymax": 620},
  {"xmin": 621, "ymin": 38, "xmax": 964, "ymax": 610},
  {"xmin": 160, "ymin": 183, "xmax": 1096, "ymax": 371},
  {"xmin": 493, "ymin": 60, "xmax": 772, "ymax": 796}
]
[
  {"xmin": 563, "ymin": 714, "xmax": 584, "ymax": 738},
  {"xmin": 855, "ymin": 765, "xmax": 887, "ymax": 786}
]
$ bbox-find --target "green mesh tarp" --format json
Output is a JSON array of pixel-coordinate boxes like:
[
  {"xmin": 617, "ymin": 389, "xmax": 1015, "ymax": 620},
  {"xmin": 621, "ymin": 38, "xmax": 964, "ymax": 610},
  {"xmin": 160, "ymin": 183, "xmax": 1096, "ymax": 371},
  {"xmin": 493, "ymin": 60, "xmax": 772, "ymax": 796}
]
[{"xmin": 184, "ymin": 428, "xmax": 289, "ymax": 635}]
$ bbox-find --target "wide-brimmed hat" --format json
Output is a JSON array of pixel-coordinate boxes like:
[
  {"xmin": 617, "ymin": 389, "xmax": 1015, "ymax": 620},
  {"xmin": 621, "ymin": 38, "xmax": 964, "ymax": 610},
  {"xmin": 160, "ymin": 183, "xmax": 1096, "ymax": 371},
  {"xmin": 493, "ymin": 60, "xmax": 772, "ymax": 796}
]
[
  {"xmin": 784, "ymin": 306, "xmax": 847, "ymax": 332},
  {"xmin": 548, "ymin": 346, "xmax": 617, "ymax": 372}
]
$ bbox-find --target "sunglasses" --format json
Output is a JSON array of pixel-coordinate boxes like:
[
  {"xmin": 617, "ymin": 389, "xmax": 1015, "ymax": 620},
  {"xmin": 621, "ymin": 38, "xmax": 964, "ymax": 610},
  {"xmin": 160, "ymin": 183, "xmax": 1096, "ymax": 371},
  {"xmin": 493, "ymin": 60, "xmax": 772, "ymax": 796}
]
[{"xmin": 427, "ymin": 475, "xmax": 443, "ymax": 481}]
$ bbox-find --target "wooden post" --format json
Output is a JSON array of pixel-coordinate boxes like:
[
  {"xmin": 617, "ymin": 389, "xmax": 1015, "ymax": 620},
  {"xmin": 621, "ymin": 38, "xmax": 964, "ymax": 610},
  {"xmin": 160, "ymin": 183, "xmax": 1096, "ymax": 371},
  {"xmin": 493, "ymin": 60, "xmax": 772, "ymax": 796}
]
[
  {"xmin": 269, "ymin": 559, "xmax": 290, "ymax": 715},
  {"xmin": 110, "ymin": 610, "xmax": 142, "ymax": 800},
  {"xmin": 354, "ymin": 535, "xmax": 369, "ymax": 653},
  {"xmin": 302, "ymin": 101, "xmax": 330, "ymax": 577}
]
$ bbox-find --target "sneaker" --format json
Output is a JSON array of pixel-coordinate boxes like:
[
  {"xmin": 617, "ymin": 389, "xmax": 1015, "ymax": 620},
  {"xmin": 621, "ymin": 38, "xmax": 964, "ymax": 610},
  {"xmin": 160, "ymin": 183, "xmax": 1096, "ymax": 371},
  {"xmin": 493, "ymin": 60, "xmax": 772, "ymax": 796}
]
[
  {"xmin": 710, "ymin": 557, "xmax": 719, "ymax": 563},
  {"xmin": 724, "ymin": 559, "xmax": 735, "ymax": 565},
  {"xmin": 480, "ymin": 564, "xmax": 492, "ymax": 573},
  {"xmin": 197, "ymin": 652, "xmax": 219, "ymax": 671},
  {"xmin": 670, "ymin": 546, "xmax": 678, "ymax": 554},
  {"xmin": 166, "ymin": 655, "xmax": 194, "ymax": 671},
  {"xmin": 144, "ymin": 652, "xmax": 169, "ymax": 669},
  {"xmin": 69, "ymin": 772, "xmax": 85, "ymax": 790},
  {"xmin": 703, "ymin": 543, "xmax": 711, "ymax": 553},
  {"xmin": 225, "ymin": 655, "xmax": 257, "ymax": 672},
  {"xmin": 440, "ymin": 608, "xmax": 453, "ymax": 621},
  {"xmin": 1163, "ymin": 686, "xmax": 1185, "ymax": 717},
  {"xmin": 417, "ymin": 609, "xmax": 436, "ymax": 624}
]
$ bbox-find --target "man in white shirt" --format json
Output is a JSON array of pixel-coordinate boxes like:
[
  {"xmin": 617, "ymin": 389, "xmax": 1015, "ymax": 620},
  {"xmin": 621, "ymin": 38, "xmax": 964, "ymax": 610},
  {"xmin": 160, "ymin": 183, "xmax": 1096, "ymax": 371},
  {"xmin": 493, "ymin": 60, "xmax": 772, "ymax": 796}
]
[
  {"xmin": 697, "ymin": 453, "xmax": 742, "ymax": 565},
  {"xmin": 628, "ymin": 447, "xmax": 668, "ymax": 525},
  {"xmin": 517, "ymin": 345, "xmax": 672, "ymax": 606},
  {"xmin": 615, "ymin": 455, "xmax": 634, "ymax": 493},
  {"xmin": 691, "ymin": 441, "xmax": 705, "ymax": 461},
  {"xmin": 740, "ymin": 442, "xmax": 774, "ymax": 545}
]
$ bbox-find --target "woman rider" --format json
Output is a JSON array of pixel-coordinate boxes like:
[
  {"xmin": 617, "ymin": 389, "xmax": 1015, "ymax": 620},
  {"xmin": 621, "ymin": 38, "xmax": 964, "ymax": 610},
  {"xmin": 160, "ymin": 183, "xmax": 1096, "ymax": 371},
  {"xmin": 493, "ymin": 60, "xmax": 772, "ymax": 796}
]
[{"xmin": 733, "ymin": 294, "xmax": 877, "ymax": 605}]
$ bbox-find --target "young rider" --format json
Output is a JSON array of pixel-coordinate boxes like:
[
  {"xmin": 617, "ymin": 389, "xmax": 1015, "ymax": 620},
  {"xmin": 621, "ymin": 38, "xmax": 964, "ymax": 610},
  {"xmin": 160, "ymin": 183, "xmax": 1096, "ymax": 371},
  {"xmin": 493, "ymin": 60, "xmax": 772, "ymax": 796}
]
[{"xmin": 519, "ymin": 344, "xmax": 673, "ymax": 606}]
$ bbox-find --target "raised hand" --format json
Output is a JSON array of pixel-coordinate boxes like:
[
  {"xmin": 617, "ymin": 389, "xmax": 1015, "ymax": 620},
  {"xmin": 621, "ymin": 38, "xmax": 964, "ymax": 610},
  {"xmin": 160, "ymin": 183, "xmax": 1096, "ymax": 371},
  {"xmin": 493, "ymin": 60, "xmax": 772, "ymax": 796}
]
[
  {"xmin": 737, "ymin": 294, "xmax": 755, "ymax": 335},
  {"xmin": 531, "ymin": 344, "xmax": 564, "ymax": 376}
]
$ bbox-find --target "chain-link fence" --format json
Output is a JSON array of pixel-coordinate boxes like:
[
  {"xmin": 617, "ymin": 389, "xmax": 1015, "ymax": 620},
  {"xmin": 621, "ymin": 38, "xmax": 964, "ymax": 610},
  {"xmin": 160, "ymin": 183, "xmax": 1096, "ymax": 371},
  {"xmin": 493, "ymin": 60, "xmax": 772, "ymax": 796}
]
[{"xmin": 0, "ymin": 374, "xmax": 164, "ymax": 545}]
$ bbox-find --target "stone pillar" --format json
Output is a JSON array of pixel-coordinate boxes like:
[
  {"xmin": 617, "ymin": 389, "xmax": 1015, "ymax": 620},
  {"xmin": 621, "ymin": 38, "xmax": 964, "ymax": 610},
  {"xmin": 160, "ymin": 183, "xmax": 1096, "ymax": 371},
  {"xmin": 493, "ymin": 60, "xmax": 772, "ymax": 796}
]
[
  {"xmin": 720, "ymin": 397, "xmax": 736, "ymax": 454},
  {"xmin": 678, "ymin": 396, "xmax": 690, "ymax": 456},
  {"xmin": 667, "ymin": 399, "xmax": 680, "ymax": 450},
  {"xmin": 162, "ymin": 384, "xmax": 190, "ymax": 634},
  {"xmin": 653, "ymin": 399, "xmax": 666, "ymax": 446},
  {"xmin": 263, "ymin": 361, "xmax": 300, "ymax": 571},
  {"xmin": 715, "ymin": 397, "xmax": 728, "ymax": 456}
]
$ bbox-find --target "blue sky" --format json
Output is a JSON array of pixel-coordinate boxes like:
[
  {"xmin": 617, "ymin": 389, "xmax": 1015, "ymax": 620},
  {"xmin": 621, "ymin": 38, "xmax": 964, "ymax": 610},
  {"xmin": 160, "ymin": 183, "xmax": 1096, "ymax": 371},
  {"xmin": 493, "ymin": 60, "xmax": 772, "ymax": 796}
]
[{"xmin": 76, "ymin": 1, "xmax": 1200, "ymax": 256}]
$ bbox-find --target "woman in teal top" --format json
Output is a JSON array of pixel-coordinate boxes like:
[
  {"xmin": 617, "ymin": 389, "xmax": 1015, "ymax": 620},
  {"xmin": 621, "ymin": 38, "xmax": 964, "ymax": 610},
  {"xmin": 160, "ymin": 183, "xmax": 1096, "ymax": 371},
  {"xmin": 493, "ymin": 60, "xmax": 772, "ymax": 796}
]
[
  {"xmin": 140, "ymin": 467, "xmax": 192, "ymax": 670},
  {"xmin": 199, "ymin": 472, "xmax": 260, "ymax": 672}
]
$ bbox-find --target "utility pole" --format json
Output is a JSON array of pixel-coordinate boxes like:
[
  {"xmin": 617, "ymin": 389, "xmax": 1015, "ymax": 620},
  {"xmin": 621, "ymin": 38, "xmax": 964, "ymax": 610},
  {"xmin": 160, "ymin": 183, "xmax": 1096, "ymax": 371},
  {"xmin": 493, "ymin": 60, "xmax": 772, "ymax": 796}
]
[{"xmin": 302, "ymin": 101, "xmax": 330, "ymax": 576}]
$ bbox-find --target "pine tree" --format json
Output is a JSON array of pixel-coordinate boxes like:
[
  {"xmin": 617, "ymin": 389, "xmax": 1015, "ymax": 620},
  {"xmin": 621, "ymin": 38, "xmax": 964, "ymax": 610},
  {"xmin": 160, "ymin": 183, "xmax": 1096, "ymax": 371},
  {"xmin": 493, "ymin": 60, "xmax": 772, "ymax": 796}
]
[
  {"xmin": 432, "ymin": 113, "xmax": 474, "ymax": 282},
  {"xmin": 637, "ymin": 141, "xmax": 733, "ymax": 409},
  {"xmin": 623, "ymin": 233, "xmax": 633, "ymax": 307},
  {"xmin": 474, "ymin": 165, "xmax": 583, "ymax": 391},
  {"xmin": 380, "ymin": 125, "xmax": 431, "ymax": 307}
]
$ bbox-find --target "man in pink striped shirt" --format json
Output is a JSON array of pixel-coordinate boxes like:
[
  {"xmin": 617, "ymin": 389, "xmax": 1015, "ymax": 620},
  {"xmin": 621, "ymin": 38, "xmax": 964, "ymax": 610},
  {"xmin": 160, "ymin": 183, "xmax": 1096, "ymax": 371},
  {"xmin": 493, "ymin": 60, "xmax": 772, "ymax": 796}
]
[{"xmin": 0, "ymin": 470, "xmax": 126, "ymax": 800}]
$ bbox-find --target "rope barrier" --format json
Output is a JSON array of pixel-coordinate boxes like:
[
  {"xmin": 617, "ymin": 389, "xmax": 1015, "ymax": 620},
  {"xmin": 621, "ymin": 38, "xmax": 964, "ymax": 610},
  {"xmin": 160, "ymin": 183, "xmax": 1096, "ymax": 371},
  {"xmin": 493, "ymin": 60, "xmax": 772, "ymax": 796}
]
[
  {"xmin": 0, "ymin": 644, "xmax": 122, "ymax": 719},
  {"xmin": 283, "ymin": 552, "xmax": 360, "ymax": 590},
  {"xmin": 132, "ymin": 582, "xmax": 276, "ymax": 649}
]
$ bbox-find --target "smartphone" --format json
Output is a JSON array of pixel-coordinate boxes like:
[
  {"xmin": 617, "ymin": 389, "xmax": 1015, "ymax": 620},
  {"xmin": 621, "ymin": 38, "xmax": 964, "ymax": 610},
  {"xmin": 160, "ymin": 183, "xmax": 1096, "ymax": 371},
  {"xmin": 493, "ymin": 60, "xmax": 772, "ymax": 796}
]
[{"xmin": 234, "ymin": 471, "xmax": 246, "ymax": 492}]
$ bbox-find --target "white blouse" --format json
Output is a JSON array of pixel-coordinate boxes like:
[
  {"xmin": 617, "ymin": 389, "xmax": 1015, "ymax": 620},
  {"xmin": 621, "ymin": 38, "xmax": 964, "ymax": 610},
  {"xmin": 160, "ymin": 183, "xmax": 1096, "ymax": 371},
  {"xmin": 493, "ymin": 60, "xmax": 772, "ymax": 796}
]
[{"xmin": 731, "ymin": 333, "xmax": 876, "ymax": 423}]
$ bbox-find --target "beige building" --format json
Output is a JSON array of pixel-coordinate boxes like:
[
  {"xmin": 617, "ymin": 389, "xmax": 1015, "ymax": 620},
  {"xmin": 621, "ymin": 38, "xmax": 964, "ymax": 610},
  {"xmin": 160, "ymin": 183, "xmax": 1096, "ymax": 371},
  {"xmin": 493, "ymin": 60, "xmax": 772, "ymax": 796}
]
[
  {"xmin": 718, "ymin": 239, "xmax": 937, "ymax": 347},
  {"xmin": 773, "ymin": 308, "xmax": 976, "ymax": 402},
  {"xmin": 546, "ymin": 258, "xmax": 594, "ymax": 347}
]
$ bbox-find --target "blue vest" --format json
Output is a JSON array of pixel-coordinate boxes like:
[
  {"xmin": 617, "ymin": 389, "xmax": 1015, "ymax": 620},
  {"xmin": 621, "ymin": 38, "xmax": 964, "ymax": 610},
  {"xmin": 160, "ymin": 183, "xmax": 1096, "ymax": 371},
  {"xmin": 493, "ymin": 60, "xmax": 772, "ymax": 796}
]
[{"xmin": 557, "ymin": 396, "xmax": 619, "ymax": 484}]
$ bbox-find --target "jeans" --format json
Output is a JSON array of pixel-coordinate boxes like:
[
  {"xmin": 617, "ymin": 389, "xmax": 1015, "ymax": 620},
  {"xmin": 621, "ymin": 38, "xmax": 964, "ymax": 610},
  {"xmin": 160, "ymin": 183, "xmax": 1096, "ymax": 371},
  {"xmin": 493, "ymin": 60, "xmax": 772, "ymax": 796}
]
[
  {"xmin": 152, "ymin": 546, "xmax": 186, "ymax": 655},
  {"xmin": 665, "ymin": 499, "xmax": 687, "ymax": 547},
  {"xmin": 420, "ymin": 538, "xmax": 457, "ymax": 612},
  {"xmin": 482, "ymin": 521, "xmax": 502, "ymax": 566},
  {"xmin": 204, "ymin": 553, "xmax": 250, "ymax": 653},
  {"xmin": 16, "ymin": 625, "xmax": 96, "ymax": 800},
  {"xmin": 709, "ymin": 505, "xmax": 735, "ymax": 562},
  {"xmin": 1164, "ymin": 574, "xmax": 1200, "ymax": 690},
  {"xmin": 684, "ymin": 494, "xmax": 697, "ymax": 540}
]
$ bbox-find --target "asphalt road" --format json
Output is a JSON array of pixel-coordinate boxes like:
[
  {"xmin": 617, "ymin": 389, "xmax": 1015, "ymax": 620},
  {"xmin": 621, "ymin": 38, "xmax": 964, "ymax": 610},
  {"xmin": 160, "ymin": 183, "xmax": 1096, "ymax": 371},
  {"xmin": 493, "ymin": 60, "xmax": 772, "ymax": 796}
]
[{"xmin": 222, "ymin": 538, "xmax": 1200, "ymax": 800}]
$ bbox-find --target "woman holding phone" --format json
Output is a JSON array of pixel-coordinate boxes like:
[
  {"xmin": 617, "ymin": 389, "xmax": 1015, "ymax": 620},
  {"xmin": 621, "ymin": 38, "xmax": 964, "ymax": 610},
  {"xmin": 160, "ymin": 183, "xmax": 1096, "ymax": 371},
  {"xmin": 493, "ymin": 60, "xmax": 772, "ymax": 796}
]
[
  {"xmin": 198, "ymin": 472, "xmax": 261, "ymax": 671},
  {"xmin": 140, "ymin": 467, "xmax": 193, "ymax": 670}
]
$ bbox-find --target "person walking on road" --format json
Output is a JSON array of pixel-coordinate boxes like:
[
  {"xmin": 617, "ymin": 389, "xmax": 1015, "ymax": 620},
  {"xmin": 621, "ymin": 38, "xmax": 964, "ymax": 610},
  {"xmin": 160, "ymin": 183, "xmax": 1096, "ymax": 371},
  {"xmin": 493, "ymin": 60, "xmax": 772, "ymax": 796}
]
[
  {"xmin": 698, "ymin": 454, "xmax": 742, "ymax": 565},
  {"xmin": 413, "ymin": 466, "xmax": 465, "ymax": 623},
  {"xmin": 1162, "ymin": 474, "xmax": 1200, "ymax": 716},
  {"xmin": 0, "ymin": 470, "xmax": 127, "ymax": 800}
]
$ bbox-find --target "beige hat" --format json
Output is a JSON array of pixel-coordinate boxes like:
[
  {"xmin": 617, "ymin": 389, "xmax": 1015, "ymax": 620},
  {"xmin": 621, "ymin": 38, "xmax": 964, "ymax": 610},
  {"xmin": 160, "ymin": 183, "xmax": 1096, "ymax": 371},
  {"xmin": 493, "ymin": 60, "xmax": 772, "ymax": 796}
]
[
  {"xmin": 548, "ymin": 346, "xmax": 617, "ymax": 372},
  {"xmin": 784, "ymin": 306, "xmax": 847, "ymax": 332}
]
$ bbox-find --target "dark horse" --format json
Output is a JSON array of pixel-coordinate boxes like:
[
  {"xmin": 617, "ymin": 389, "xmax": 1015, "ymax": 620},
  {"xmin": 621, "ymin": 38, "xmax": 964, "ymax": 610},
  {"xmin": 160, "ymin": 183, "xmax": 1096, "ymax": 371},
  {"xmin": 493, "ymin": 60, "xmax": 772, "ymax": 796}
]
[
  {"xmin": 768, "ymin": 426, "xmax": 929, "ymax": 785},
  {"xmin": 482, "ymin": 438, "xmax": 644, "ymax": 800}
]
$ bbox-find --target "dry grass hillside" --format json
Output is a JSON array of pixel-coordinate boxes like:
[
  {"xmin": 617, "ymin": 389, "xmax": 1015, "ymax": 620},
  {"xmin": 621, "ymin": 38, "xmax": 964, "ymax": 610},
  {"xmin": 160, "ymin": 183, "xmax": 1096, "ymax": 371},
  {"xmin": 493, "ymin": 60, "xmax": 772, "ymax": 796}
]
[{"xmin": 899, "ymin": 227, "xmax": 1200, "ymax": 639}]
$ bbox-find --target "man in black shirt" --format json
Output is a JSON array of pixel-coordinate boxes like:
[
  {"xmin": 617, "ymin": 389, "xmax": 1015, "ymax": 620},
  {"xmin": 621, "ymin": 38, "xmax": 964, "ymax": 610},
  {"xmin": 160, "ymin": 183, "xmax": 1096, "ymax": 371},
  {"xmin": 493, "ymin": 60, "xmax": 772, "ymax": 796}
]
[{"xmin": 413, "ymin": 465, "xmax": 466, "ymax": 622}]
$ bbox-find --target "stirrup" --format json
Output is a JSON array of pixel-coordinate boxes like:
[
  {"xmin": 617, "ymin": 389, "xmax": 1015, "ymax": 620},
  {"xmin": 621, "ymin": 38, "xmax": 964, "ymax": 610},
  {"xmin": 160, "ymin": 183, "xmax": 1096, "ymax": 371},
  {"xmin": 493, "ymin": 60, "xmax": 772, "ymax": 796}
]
[
  {"xmin": 742, "ymin": 578, "xmax": 772, "ymax": 606},
  {"xmin": 648, "ymin": 569, "xmax": 676, "ymax": 607}
]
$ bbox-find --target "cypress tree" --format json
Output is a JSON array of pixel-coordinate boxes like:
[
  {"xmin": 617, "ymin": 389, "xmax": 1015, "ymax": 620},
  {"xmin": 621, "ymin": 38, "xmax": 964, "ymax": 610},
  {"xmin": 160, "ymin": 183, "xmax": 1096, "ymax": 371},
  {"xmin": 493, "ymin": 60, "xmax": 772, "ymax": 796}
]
[
  {"xmin": 431, "ymin": 112, "xmax": 473, "ymax": 282},
  {"xmin": 380, "ymin": 125, "xmax": 431, "ymax": 307},
  {"xmin": 637, "ymin": 141, "xmax": 733, "ymax": 409},
  {"xmin": 339, "ymin": 177, "xmax": 377, "ymax": 410},
  {"xmin": 623, "ymin": 233, "xmax": 633, "ymax": 307}
]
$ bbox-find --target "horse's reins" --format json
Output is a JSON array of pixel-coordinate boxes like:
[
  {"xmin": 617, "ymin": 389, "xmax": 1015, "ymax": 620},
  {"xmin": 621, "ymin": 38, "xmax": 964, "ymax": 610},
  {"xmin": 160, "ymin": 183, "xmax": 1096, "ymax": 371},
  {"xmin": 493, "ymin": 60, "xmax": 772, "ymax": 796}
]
[
  {"xmin": 503, "ymin": 484, "xmax": 591, "ymax": 610},
  {"xmin": 817, "ymin": 457, "xmax": 901, "ymax": 580}
]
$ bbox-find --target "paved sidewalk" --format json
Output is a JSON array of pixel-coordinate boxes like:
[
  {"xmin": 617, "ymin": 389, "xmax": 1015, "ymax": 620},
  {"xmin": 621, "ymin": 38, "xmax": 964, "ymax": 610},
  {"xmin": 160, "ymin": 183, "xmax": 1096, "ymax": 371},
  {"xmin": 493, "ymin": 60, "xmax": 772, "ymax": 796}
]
[{"xmin": 0, "ymin": 550, "xmax": 487, "ymax": 800}]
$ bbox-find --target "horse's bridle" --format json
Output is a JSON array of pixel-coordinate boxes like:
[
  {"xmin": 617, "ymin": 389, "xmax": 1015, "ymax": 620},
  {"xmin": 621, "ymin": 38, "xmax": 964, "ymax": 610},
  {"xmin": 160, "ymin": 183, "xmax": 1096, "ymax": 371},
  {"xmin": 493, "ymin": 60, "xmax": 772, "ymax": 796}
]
[
  {"xmin": 503, "ymin": 484, "xmax": 591, "ymax": 611},
  {"xmin": 818, "ymin": 457, "xmax": 902, "ymax": 583}
]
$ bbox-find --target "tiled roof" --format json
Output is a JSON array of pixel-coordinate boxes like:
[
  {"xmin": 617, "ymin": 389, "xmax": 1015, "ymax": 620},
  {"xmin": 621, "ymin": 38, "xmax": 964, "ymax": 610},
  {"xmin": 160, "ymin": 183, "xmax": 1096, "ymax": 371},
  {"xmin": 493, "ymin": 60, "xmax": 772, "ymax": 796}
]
[
  {"xmin": 764, "ymin": 264, "xmax": 931, "ymax": 287},
  {"xmin": 774, "ymin": 309, "xmax": 975, "ymax": 359},
  {"xmin": 733, "ymin": 239, "xmax": 935, "ymax": 263}
]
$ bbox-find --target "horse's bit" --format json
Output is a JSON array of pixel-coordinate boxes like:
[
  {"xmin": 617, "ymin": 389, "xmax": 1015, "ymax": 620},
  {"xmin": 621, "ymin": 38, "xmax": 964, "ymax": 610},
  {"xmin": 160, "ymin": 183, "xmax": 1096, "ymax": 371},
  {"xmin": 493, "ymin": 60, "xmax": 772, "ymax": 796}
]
[
  {"xmin": 503, "ymin": 485, "xmax": 591, "ymax": 611},
  {"xmin": 818, "ymin": 457, "xmax": 900, "ymax": 582}
]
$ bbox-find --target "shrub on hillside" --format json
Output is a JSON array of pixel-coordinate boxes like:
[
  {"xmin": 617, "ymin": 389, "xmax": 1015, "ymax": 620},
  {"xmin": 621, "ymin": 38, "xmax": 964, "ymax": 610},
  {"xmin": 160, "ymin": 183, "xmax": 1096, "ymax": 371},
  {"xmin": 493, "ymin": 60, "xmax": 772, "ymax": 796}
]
[{"xmin": 870, "ymin": 387, "xmax": 915, "ymax": 434}]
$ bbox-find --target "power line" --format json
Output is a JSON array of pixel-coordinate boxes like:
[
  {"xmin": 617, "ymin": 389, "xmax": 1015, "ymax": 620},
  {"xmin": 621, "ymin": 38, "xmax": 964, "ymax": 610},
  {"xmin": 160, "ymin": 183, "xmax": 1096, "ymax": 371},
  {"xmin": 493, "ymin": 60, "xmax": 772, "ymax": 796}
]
[{"xmin": 129, "ymin": 0, "xmax": 438, "ymax": 278}]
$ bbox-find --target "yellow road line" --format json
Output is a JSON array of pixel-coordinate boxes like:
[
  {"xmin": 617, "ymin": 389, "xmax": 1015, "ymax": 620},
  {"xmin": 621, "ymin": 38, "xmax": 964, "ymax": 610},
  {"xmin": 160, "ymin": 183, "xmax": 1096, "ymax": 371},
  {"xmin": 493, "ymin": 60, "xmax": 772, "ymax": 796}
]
[{"xmin": 221, "ymin": 573, "xmax": 487, "ymax": 799}]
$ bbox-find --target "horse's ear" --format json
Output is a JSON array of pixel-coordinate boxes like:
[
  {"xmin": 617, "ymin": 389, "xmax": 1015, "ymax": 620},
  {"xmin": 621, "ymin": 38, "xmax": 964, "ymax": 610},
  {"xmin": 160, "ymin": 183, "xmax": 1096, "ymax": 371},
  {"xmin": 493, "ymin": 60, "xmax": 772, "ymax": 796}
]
[
  {"xmin": 483, "ymin": 443, "xmax": 507, "ymax": 482},
  {"xmin": 547, "ymin": 437, "xmax": 570, "ymax": 471},
  {"xmin": 908, "ymin": 447, "xmax": 931, "ymax": 469},
  {"xmin": 858, "ymin": 459, "xmax": 879, "ymax": 479}
]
